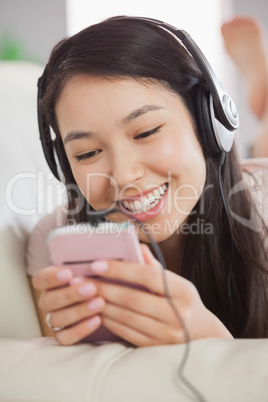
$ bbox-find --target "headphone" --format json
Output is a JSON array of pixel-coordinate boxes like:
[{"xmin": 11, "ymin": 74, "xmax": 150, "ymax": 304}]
[{"xmin": 37, "ymin": 16, "xmax": 239, "ymax": 182}]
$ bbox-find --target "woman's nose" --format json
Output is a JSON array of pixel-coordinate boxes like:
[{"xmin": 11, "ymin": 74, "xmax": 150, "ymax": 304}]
[{"xmin": 109, "ymin": 146, "xmax": 144, "ymax": 190}]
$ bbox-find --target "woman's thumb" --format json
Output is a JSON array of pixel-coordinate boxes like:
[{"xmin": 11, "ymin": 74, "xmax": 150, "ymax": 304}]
[{"xmin": 140, "ymin": 243, "xmax": 162, "ymax": 267}]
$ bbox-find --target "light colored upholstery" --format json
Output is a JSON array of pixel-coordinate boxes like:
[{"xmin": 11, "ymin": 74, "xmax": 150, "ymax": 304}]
[
  {"xmin": 0, "ymin": 61, "xmax": 45, "ymax": 338},
  {"xmin": 1, "ymin": 61, "xmax": 268, "ymax": 402},
  {"xmin": 1, "ymin": 337, "xmax": 268, "ymax": 402}
]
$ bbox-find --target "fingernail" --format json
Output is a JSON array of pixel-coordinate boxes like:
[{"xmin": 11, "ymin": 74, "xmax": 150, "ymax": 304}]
[
  {"xmin": 57, "ymin": 269, "xmax": 72, "ymax": 281},
  {"xmin": 90, "ymin": 260, "xmax": 109, "ymax": 273},
  {"xmin": 70, "ymin": 277, "xmax": 84, "ymax": 285},
  {"xmin": 87, "ymin": 316, "xmax": 101, "ymax": 328},
  {"xmin": 78, "ymin": 283, "xmax": 96, "ymax": 297},
  {"xmin": 87, "ymin": 298, "xmax": 104, "ymax": 311}
]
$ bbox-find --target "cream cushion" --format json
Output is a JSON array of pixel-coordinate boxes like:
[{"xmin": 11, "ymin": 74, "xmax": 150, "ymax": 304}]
[{"xmin": 1, "ymin": 337, "xmax": 268, "ymax": 402}]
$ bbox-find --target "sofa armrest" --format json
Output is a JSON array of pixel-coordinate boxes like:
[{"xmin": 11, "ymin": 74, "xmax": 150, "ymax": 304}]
[{"xmin": 1, "ymin": 337, "xmax": 268, "ymax": 402}]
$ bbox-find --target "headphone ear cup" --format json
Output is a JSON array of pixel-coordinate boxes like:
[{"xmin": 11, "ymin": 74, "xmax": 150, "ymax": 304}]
[{"xmin": 195, "ymin": 82, "xmax": 221, "ymax": 157}]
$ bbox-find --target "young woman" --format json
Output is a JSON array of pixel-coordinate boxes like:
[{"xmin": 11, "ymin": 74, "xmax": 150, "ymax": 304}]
[{"xmin": 27, "ymin": 16, "xmax": 268, "ymax": 346}]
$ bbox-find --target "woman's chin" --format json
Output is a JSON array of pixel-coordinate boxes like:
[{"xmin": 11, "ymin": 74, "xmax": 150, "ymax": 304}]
[{"xmin": 136, "ymin": 222, "xmax": 181, "ymax": 244}]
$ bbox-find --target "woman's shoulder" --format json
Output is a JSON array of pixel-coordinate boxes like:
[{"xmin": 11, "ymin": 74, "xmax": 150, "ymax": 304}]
[
  {"xmin": 241, "ymin": 157, "xmax": 268, "ymax": 188},
  {"xmin": 26, "ymin": 205, "xmax": 68, "ymax": 276},
  {"xmin": 241, "ymin": 157, "xmax": 268, "ymax": 173}
]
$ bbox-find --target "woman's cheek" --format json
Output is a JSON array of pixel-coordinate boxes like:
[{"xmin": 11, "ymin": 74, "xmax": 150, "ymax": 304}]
[{"xmin": 75, "ymin": 170, "xmax": 117, "ymax": 210}]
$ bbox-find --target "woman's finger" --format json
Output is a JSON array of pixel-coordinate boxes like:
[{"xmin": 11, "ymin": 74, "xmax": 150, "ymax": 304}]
[
  {"xmin": 140, "ymin": 243, "xmax": 162, "ymax": 267},
  {"xmin": 38, "ymin": 280, "xmax": 98, "ymax": 312},
  {"xmin": 102, "ymin": 302, "xmax": 185, "ymax": 346},
  {"xmin": 102, "ymin": 315, "xmax": 155, "ymax": 347},
  {"xmin": 54, "ymin": 315, "xmax": 102, "ymax": 346},
  {"xmin": 48, "ymin": 297, "xmax": 105, "ymax": 329},
  {"xmin": 32, "ymin": 266, "xmax": 73, "ymax": 290},
  {"xmin": 90, "ymin": 256, "xmax": 193, "ymax": 299},
  {"xmin": 96, "ymin": 280, "xmax": 181, "ymax": 324}
]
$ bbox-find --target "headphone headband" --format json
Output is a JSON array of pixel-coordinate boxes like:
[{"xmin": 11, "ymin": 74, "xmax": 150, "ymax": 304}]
[{"xmin": 112, "ymin": 16, "xmax": 239, "ymax": 133}]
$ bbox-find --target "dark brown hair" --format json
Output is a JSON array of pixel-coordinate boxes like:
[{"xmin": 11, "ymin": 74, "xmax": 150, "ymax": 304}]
[{"xmin": 41, "ymin": 17, "xmax": 268, "ymax": 338}]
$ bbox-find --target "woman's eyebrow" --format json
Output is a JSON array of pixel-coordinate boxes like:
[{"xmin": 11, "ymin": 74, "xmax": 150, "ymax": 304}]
[
  {"xmin": 64, "ymin": 104, "xmax": 164, "ymax": 144},
  {"xmin": 64, "ymin": 131, "xmax": 94, "ymax": 145},
  {"xmin": 120, "ymin": 104, "xmax": 164, "ymax": 126}
]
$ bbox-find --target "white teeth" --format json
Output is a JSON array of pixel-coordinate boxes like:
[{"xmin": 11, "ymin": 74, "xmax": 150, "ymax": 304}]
[
  {"xmin": 122, "ymin": 183, "xmax": 168, "ymax": 214},
  {"xmin": 148, "ymin": 193, "xmax": 155, "ymax": 203},
  {"xmin": 124, "ymin": 200, "xmax": 130, "ymax": 209},
  {"xmin": 153, "ymin": 189, "xmax": 161, "ymax": 199},
  {"xmin": 151, "ymin": 199, "xmax": 160, "ymax": 209},
  {"xmin": 134, "ymin": 200, "xmax": 143, "ymax": 211},
  {"xmin": 141, "ymin": 196, "xmax": 150, "ymax": 208}
]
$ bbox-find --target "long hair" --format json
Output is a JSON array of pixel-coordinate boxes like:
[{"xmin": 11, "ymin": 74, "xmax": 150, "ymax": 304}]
[{"xmin": 41, "ymin": 17, "xmax": 268, "ymax": 338}]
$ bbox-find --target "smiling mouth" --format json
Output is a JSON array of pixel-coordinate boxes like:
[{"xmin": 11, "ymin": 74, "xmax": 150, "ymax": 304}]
[{"xmin": 119, "ymin": 183, "xmax": 168, "ymax": 214}]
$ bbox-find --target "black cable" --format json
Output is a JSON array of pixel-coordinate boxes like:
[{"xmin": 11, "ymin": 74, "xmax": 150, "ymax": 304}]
[
  {"xmin": 87, "ymin": 207, "xmax": 206, "ymax": 402},
  {"xmin": 135, "ymin": 221, "xmax": 206, "ymax": 402}
]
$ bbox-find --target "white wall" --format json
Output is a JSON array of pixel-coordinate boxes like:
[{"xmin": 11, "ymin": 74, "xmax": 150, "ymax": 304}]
[
  {"xmin": 0, "ymin": 0, "xmax": 67, "ymax": 64},
  {"xmin": 66, "ymin": 0, "xmax": 224, "ymax": 80},
  {"xmin": 234, "ymin": 0, "xmax": 268, "ymax": 157}
]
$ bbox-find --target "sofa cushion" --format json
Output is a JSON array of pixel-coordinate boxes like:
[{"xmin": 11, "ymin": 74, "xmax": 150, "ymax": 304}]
[
  {"xmin": 0, "ymin": 61, "xmax": 62, "ymax": 337},
  {"xmin": 0, "ymin": 337, "xmax": 268, "ymax": 402}
]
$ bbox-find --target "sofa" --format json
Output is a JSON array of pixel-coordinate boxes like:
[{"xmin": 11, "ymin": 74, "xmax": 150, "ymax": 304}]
[{"xmin": 1, "ymin": 60, "xmax": 268, "ymax": 402}]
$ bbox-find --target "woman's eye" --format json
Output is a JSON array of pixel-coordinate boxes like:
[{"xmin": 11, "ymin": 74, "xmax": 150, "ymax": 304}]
[
  {"xmin": 135, "ymin": 125, "xmax": 161, "ymax": 140},
  {"xmin": 76, "ymin": 150, "xmax": 101, "ymax": 162}
]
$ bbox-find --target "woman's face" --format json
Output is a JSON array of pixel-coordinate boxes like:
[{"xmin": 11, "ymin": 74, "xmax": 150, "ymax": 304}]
[{"xmin": 56, "ymin": 75, "xmax": 206, "ymax": 243}]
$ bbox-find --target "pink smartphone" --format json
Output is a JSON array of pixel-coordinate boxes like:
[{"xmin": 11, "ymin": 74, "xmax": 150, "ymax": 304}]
[
  {"xmin": 47, "ymin": 221, "xmax": 144, "ymax": 273},
  {"xmin": 46, "ymin": 221, "xmax": 144, "ymax": 343}
]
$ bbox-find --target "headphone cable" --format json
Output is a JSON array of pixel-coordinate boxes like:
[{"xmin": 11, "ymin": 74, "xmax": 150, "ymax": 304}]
[
  {"xmin": 87, "ymin": 208, "xmax": 206, "ymax": 402},
  {"xmin": 136, "ymin": 221, "xmax": 206, "ymax": 402}
]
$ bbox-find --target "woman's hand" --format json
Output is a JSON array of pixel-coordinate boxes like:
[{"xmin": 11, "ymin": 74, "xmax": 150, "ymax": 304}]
[
  {"xmin": 32, "ymin": 267, "xmax": 105, "ymax": 345},
  {"xmin": 91, "ymin": 244, "xmax": 233, "ymax": 346},
  {"xmin": 32, "ymin": 243, "xmax": 233, "ymax": 347}
]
